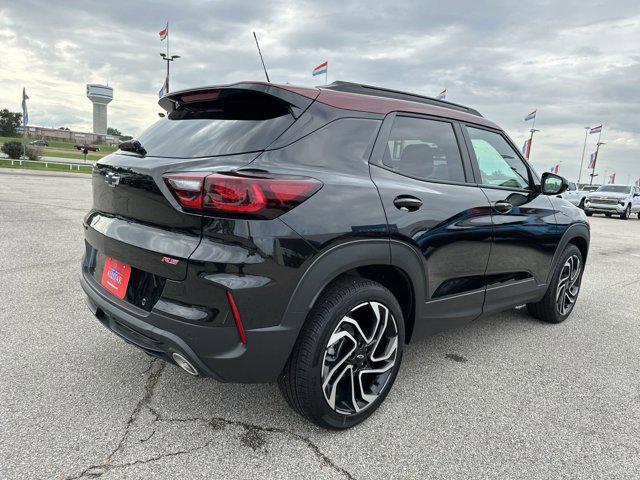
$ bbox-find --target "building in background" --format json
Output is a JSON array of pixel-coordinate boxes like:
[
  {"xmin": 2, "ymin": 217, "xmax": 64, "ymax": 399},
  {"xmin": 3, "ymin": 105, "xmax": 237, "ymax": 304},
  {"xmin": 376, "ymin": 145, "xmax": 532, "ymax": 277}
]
[
  {"xmin": 86, "ymin": 84, "xmax": 113, "ymax": 135},
  {"xmin": 18, "ymin": 125, "xmax": 120, "ymax": 146}
]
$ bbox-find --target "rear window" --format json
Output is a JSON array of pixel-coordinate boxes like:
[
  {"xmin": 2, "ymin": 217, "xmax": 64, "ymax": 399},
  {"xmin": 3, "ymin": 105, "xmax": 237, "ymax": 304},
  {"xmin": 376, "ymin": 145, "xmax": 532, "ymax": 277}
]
[{"xmin": 132, "ymin": 90, "xmax": 295, "ymax": 158}]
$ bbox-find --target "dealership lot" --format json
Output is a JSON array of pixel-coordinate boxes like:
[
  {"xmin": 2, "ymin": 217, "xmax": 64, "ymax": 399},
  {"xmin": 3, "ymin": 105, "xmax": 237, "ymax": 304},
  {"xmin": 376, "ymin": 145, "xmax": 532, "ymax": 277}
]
[{"xmin": 1, "ymin": 169, "xmax": 639, "ymax": 480}]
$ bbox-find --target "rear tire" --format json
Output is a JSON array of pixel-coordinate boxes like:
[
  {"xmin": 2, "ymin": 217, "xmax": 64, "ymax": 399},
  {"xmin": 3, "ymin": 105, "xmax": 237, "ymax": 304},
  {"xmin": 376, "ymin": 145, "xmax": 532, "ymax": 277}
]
[
  {"xmin": 278, "ymin": 277, "xmax": 404, "ymax": 429},
  {"xmin": 527, "ymin": 244, "xmax": 583, "ymax": 323}
]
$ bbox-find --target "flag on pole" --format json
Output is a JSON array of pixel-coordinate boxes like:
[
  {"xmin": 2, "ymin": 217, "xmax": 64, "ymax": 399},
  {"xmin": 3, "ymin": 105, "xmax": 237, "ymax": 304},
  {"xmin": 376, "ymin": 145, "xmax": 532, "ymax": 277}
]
[
  {"xmin": 549, "ymin": 164, "xmax": 559, "ymax": 174},
  {"xmin": 635, "ymin": 178, "xmax": 640, "ymax": 187},
  {"xmin": 158, "ymin": 75, "xmax": 168, "ymax": 98},
  {"xmin": 608, "ymin": 172, "xmax": 616, "ymax": 184},
  {"xmin": 587, "ymin": 152, "xmax": 597, "ymax": 169},
  {"xmin": 524, "ymin": 110, "xmax": 537, "ymax": 122},
  {"xmin": 589, "ymin": 124, "xmax": 602, "ymax": 134},
  {"xmin": 159, "ymin": 23, "xmax": 168, "ymax": 41},
  {"xmin": 436, "ymin": 88, "xmax": 446, "ymax": 100},
  {"xmin": 521, "ymin": 138, "xmax": 531, "ymax": 159},
  {"xmin": 312, "ymin": 61, "xmax": 328, "ymax": 76},
  {"xmin": 21, "ymin": 88, "xmax": 29, "ymax": 126}
]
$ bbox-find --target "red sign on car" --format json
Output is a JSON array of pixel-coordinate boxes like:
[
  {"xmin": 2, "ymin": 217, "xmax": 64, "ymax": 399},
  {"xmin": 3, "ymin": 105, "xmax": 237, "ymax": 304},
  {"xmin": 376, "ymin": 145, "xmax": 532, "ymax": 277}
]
[{"xmin": 100, "ymin": 256, "xmax": 131, "ymax": 299}]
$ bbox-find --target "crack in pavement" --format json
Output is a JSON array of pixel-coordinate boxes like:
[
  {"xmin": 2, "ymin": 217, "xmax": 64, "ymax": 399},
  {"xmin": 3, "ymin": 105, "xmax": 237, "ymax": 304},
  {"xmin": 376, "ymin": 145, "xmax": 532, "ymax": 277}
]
[
  {"xmin": 65, "ymin": 358, "xmax": 165, "ymax": 480},
  {"xmin": 64, "ymin": 357, "xmax": 356, "ymax": 480}
]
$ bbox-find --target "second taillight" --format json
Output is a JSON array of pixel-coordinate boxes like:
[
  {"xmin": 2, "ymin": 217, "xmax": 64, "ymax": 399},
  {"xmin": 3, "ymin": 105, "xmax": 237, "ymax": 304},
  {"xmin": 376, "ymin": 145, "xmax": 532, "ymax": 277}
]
[{"xmin": 163, "ymin": 172, "xmax": 322, "ymax": 219}]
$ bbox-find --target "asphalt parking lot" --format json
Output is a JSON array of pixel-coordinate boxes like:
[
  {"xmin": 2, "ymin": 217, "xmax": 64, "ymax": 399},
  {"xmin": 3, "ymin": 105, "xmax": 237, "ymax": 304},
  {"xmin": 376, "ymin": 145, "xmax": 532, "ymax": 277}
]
[{"xmin": 1, "ymin": 169, "xmax": 639, "ymax": 480}]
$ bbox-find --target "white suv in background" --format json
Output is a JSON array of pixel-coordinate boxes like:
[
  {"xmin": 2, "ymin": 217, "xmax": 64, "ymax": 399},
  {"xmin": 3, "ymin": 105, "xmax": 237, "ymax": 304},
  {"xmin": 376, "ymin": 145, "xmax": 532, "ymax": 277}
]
[
  {"xmin": 557, "ymin": 182, "xmax": 589, "ymax": 208},
  {"xmin": 584, "ymin": 185, "xmax": 640, "ymax": 219}
]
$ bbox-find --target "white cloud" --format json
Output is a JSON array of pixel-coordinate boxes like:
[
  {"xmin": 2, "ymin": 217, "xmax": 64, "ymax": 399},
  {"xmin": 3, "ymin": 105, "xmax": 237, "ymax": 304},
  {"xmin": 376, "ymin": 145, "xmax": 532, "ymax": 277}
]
[{"xmin": 0, "ymin": 0, "xmax": 638, "ymax": 182}]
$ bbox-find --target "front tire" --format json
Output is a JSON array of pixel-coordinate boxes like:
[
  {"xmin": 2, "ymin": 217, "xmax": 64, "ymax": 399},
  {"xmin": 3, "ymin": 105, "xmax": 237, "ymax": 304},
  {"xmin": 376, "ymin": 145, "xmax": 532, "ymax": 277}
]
[
  {"xmin": 527, "ymin": 244, "xmax": 583, "ymax": 323},
  {"xmin": 621, "ymin": 205, "xmax": 631, "ymax": 220},
  {"xmin": 278, "ymin": 277, "xmax": 404, "ymax": 429}
]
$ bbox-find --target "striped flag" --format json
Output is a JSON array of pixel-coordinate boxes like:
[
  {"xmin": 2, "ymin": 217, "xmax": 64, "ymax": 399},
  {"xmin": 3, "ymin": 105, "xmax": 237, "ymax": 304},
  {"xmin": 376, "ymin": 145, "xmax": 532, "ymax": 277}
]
[
  {"xmin": 608, "ymin": 172, "xmax": 616, "ymax": 184},
  {"xmin": 521, "ymin": 138, "xmax": 531, "ymax": 160},
  {"xmin": 587, "ymin": 152, "xmax": 597, "ymax": 169},
  {"xmin": 436, "ymin": 88, "xmax": 446, "ymax": 100},
  {"xmin": 635, "ymin": 178, "xmax": 640, "ymax": 187},
  {"xmin": 549, "ymin": 164, "xmax": 559, "ymax": 174},
  {"xmin": 159, "ymin": 23, "xmax": 168, "ymax": 41},
  {"xmin": 524, "ymin": 110, "xmax": 536, "ymax": 122},
  {"xmin": 158, "ymin": 75, "xmax": 168, "ymax": 98},
  {"xmin": 312, "ymin": 61, "xmax": 328, "ymax": 76},
  {"xmin": 21, "ymin": 87, "xmax": 29, "ymax": 126},
  {"xmin": 589, "ymin": 124, "xmax": 602, "ymax": 134}
]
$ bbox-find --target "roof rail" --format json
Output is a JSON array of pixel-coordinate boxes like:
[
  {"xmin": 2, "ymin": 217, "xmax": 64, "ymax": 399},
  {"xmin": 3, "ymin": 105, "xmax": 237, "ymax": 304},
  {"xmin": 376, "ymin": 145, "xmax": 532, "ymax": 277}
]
[{"xmin": 320, "ymin": 81, "xmax": 482, "ymax": 117}]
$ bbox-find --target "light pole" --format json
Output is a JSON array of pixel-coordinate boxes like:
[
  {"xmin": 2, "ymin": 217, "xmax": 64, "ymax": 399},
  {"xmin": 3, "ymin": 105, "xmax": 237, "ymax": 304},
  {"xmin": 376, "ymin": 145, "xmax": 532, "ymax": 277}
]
[
  {"xmin": 577, "ymin": 126, "xmax": 590, "ymax": 186},
  {"xmin": 160, "ymin": 53, "xmax": 180, "ymax": 93}
]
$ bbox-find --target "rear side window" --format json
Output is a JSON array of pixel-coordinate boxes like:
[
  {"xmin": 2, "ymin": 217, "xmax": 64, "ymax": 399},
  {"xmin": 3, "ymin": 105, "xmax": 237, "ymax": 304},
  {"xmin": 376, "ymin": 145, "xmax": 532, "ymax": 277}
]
[
  {"xmin": 133, "ymin": 90, "xmax": 295, "ymax": 158},
  {"xmin": 382, "ymin": 116, "xmax": 465, "ymax": 183},
  {"xmin": 466, "ymin": 127, "xmax": 530, "ymax": 190}
]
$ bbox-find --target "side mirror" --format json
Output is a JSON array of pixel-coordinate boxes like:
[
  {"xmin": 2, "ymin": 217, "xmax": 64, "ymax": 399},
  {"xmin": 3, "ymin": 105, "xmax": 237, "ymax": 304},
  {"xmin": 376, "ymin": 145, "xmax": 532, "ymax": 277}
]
[{"xmin": 541, "ymin": 172, "xmax": 568, "ymax": 195}]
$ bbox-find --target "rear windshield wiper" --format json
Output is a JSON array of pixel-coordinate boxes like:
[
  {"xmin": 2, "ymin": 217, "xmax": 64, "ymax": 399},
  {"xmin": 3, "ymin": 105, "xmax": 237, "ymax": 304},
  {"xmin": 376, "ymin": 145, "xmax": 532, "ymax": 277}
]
[{"xmin": 118, "ymin": 140, "xmax": 147, "ymax": 156}]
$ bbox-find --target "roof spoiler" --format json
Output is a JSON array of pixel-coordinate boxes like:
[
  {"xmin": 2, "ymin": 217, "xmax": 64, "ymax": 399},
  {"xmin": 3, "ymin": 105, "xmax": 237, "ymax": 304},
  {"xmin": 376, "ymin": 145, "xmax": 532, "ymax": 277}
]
[{"xmin": 158, "ymin": 82, "xmax": 320, "ymax": 119}]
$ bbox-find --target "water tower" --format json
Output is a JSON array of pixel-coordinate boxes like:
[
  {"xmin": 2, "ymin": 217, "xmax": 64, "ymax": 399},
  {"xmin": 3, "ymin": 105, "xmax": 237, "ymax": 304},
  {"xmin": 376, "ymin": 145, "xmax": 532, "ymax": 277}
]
[{"xmin": 86, "ymin": 84, "xmax": 113, "ymax": 134}]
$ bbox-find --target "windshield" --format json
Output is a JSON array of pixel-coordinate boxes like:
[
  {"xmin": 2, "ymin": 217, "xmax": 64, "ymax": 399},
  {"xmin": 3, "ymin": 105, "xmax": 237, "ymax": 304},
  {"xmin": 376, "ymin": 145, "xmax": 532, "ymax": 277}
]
[{"xmin": 595, "ymin": 185, "xmax": 631, "ymax": 194}]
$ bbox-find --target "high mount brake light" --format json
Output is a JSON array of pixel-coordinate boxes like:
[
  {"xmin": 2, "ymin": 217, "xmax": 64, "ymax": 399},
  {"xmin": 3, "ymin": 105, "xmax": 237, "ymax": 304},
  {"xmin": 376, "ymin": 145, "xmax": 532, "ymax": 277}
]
[{"xmin": 163, "ymin": 172, "xmax": 322, "ymax": 219}]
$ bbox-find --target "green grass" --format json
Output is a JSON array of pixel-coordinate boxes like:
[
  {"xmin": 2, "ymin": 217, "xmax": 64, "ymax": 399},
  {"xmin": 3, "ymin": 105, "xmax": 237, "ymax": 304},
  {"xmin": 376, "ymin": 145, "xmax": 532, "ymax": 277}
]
[
  {"xmin": 0, "ymin": 136, "xmax": 118, "ymax": 153},
  {"xmin": 0, "ymin": 158, "xmax": 92, "ymax": 174}
]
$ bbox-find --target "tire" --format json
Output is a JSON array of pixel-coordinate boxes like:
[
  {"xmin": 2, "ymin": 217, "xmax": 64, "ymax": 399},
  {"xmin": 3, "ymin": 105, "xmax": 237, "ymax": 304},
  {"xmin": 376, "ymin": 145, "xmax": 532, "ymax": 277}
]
[
  {"xmin": 605, "ymin": 213, "xmax": 612, "ymax": 217},
  {"xmin": 585, "ymin": 211, "xmax": 593, "ymax": 216},
  {"xmin": 278, "ymin": 277, "xmax": 404, "ymax": 429},
  {"xmin": 620, "ymin": 205, "xmax": 631, "ymax": 220},
  {"xmin": 578, "ymin": 198, "xmax": 585, "ymax": 209},
  {"xmin": 527, "ymin": 244, "xmax": 583, "ymax": 323}
]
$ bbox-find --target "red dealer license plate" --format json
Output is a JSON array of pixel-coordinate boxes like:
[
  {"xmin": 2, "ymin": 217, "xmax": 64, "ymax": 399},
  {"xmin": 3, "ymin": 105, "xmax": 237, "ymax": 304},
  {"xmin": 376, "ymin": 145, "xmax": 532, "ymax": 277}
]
[{"xmin": 100, "ymin": 256, "xmax": 131, "ymax": 299}]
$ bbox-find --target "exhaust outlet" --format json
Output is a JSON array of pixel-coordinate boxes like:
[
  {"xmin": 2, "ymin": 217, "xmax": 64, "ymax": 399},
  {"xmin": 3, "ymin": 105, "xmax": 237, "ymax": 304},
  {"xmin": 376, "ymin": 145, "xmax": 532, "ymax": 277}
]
[{"xmin": 171, "ymin": 352, "xmax": 199, "ymax": 376}]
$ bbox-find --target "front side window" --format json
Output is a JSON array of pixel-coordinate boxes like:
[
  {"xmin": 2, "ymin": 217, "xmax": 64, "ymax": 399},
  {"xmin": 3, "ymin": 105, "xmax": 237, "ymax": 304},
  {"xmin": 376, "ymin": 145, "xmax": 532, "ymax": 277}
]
[
  {"xmin": 382, "ymin": 116, "xmax": 465, "ymax": 183},
  {"xmin": 466, "ymin": 126, "xmax": 530, "ymax": 190},
  {"xmin": 568, "ymin": 182, "xmax": 577, "ymax": 191}
]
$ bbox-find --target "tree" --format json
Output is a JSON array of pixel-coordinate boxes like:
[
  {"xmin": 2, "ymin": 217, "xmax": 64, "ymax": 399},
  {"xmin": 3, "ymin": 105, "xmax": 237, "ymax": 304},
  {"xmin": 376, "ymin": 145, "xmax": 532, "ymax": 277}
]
[
  {"xmin": 107, "ymin": 127, "xmax": 122, "ymax": 136},
  {"xmin": 0, "ymin": 109, "xmax": 22, "ymax": 136},
  {"xmin": 1, "ymin": 141, "xmax": 23, "ymax": 159}
]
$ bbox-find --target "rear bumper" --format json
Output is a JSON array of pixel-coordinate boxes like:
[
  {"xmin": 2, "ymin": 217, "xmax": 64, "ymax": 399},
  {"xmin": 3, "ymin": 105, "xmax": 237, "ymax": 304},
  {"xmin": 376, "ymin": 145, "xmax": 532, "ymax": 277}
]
[{"xmin": 80, "ymin": 258, "xmax": 299, "ymax": 383}]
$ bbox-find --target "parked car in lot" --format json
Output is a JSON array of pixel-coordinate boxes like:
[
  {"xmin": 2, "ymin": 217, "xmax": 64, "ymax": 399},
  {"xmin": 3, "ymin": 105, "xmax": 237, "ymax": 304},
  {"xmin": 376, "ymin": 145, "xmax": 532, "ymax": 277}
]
[
  {"xmin": 74, "ymin": 143, "xmax": 100, "ymax": 152},
  {"xmin": 80, "ymin": 81, "xmax": 590, "ymax": 429},
  {"xmin": 557, "ymin": 181, "xmax": 588, "ymax": 208},
  {"xmin": 29, "ymin": 139, "xmax": 48, "ymax": 147},
  {"xmin": 584, "ymin": 184, "xmax": 640, "ymax": 219}
]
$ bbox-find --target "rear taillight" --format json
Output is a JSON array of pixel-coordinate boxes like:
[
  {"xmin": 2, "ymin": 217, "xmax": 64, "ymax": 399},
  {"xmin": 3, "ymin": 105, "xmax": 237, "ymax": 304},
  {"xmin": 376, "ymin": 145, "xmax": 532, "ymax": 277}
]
[{"xmin": 163, "ymin": 172, "xmax": 322, "ymax": 219}]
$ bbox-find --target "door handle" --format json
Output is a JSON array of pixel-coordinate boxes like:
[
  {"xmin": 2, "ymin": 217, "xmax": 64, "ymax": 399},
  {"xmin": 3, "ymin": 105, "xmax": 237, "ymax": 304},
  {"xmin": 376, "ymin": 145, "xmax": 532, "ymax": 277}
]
[
  {"xmin": 393, "ymin": 195, "xmax": 423, "ymax": 212},
  {"xmin": 493, "ymin": 201, "xmax": 513, "ymax": 214}
]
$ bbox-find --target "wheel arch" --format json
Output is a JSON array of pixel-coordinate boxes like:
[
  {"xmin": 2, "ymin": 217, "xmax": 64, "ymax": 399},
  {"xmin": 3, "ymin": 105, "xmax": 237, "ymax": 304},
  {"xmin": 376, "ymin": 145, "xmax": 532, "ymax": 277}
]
[
  {"xmin": 547, "ymin": 223, "xmax": 590, "ymax": 285},
  {"xmin": 281, "ymin": 239, "xmax": 425, "ymax": 346}
]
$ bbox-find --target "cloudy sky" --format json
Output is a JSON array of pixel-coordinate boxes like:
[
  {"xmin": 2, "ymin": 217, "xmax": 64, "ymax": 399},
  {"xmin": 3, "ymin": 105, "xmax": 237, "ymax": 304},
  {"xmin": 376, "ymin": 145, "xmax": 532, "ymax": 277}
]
[{"xmin": 1, "ymin": 0, "xmax": 639, "ymax": 183}]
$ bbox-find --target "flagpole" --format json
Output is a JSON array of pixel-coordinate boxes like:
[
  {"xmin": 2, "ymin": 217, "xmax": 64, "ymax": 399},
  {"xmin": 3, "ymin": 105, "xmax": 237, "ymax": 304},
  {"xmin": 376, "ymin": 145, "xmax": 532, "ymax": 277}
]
[
  {"xmin": 325, "ymin": 64, "xmax": 328, "ymax": 85},
  {"xmin": 577, "ymin": 126, "xmax": 589, "ymax": 185},
  {"xmin": 166, "ymin": 21, "xmax": 170, "ymax": 92}
]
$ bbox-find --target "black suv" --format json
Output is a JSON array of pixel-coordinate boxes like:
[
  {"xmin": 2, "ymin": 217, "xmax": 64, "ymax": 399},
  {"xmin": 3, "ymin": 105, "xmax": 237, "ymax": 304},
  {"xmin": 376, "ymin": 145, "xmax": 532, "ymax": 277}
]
[{"xmin": 81, "ymin": 81, "xmax": 589, "ymax": 429}]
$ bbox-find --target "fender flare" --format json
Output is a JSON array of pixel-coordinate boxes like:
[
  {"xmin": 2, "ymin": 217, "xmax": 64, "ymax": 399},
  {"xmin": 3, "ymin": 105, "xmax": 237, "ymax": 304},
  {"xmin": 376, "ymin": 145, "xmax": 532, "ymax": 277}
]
[
  {"xmin": 280, "ymin": 238, "xmax": 426, "ymax": 342},
  {"xmin": 546, "ymin": 223, "xmax": 590, "ymax": 286}
]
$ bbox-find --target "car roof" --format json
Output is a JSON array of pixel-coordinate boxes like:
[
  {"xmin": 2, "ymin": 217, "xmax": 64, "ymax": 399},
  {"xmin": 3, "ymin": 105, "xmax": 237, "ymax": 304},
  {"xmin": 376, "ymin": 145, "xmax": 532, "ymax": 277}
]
[{"xmin": 164, "ymin": 81, "xmax": 500, "ymax": 130}]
